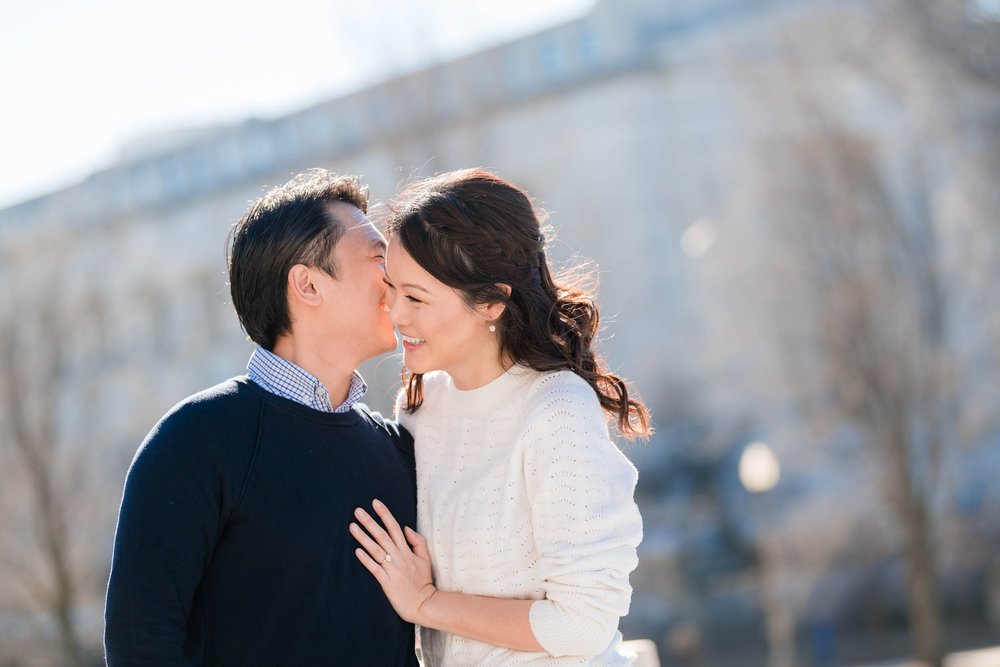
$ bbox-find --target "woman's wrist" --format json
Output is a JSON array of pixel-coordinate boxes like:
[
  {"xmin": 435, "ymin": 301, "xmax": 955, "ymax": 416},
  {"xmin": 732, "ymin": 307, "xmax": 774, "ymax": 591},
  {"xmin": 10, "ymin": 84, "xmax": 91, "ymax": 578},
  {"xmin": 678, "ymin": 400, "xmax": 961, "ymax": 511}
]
[
  {"xmin": 408, "ymin": 589, "xmax": 543, "ymax": 652},
  {"xmin": 411, "ymin": 584, "xmax": 439, "ymax": 625}
]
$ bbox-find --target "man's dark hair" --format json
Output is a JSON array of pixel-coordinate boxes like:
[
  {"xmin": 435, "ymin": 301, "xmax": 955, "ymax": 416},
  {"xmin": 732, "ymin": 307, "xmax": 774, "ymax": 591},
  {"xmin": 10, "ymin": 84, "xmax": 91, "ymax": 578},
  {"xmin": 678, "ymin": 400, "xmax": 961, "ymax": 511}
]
[{"xmin": 226, "ymin": 169, "xmax": 368, "ymax": 350}]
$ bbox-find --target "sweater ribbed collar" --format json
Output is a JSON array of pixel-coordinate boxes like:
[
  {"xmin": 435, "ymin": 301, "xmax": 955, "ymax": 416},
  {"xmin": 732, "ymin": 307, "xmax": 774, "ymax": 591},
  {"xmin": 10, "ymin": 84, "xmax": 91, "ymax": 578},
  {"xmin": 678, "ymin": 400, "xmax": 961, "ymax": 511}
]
[{"xmin": 440, "ymin": 363, "xmax": 534, "ymax": 414}]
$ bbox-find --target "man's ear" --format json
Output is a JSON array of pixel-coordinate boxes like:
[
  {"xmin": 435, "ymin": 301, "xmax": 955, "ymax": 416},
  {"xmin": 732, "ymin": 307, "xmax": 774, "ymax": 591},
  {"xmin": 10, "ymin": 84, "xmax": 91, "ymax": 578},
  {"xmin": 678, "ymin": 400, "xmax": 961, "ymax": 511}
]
[{"xmin": 287, "ymin": 264, "xmax": 322, "ymax": 306}]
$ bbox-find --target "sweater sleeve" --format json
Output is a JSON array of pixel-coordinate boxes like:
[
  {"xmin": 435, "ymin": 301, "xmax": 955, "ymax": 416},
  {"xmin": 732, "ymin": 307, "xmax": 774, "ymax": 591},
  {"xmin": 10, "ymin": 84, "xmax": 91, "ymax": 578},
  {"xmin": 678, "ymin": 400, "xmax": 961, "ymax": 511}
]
[
  {"xmin": 521, "ymin": 374, "xmax": 643, "ymax": 657},
  {"xmin": 104, "ymin": 396, "xmax": 257, "ymax": 665}
]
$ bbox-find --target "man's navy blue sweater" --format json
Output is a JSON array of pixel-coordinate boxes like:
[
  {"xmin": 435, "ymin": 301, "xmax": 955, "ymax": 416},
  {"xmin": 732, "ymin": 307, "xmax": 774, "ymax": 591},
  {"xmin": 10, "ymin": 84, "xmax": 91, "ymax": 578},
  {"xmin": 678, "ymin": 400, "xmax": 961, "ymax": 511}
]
[{"xmin": 105, "ymin": 376, "xmax": 418, "ymax": 666}]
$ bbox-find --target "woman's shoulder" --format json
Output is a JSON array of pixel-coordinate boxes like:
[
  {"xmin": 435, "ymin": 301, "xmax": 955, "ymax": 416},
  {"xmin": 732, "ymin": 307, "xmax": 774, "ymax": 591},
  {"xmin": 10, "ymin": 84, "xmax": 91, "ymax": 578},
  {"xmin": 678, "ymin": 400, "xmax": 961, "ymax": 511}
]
[
  {"xmin": 519, "ymin": 369, "xmax": 630, "ymax": 468},
  {"xmin": 523, "ymin": 368, "xmax": 600, "ymax": 409},
  {"xmin": 417, "ymin": 371, "xmax": 451, "ymax": 409},
  {"xmin": 420, "ymin": 370, "xmax": 451, "ymax": 392},
  {"xmin": 394, "ymin": 372, "xmax": 450, "ymax": 425}
]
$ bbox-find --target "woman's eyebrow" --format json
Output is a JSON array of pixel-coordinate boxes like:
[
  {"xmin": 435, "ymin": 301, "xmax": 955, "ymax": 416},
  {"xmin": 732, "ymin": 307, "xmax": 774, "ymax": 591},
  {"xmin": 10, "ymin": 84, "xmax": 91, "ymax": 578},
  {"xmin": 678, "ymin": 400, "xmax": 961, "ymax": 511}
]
[{"xmin": 400, "ymin": 281, "xmax": 431, "ymax": 294}]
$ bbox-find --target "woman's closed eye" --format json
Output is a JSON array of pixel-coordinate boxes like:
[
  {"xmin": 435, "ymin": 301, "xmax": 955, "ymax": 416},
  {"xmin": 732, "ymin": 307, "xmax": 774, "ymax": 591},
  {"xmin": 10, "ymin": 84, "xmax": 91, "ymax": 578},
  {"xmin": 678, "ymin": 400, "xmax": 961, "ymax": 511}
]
[{"xmin": 383, "ymin": 276, "xmax": 423, "ymax": 303}]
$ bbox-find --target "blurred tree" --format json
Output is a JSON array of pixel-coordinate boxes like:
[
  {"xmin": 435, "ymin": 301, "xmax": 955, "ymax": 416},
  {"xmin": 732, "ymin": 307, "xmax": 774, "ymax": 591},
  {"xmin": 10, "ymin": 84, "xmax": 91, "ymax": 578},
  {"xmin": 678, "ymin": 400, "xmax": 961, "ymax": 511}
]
[
  {"xmin": 759, "ymin": 126, "xmax": 949, "ymax": 665},
  {"xmin": 882, "ymin": 0, "xmax": 1000, "ymax": 89},
  {"xmin": 0, "ymin": 265, "xmax": 103, "ymax": 666},
  {"xmin": 737, "ymin": 3, "xmax": 1000, "ymax": 664}
]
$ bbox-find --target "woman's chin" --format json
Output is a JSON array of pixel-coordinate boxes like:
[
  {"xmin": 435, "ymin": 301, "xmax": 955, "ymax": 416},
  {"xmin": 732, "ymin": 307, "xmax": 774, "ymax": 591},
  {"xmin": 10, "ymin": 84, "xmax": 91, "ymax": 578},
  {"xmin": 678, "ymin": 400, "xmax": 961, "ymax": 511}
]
[{"xmin": 403, "ymin": 360, "xmax": 427, "ymax": 375}]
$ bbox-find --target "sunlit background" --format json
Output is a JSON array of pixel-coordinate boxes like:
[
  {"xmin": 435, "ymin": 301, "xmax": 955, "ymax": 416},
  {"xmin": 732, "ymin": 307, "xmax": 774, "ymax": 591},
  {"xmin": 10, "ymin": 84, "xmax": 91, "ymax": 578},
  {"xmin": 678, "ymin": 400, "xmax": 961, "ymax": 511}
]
[{"xmin": 2, "ymin": 1, "xmax": 999, "ymax": 665}]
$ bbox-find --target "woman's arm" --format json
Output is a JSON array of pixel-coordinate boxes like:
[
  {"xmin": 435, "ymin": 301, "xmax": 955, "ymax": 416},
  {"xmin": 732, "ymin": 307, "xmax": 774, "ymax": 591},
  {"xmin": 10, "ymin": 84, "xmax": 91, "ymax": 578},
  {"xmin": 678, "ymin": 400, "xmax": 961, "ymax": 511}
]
[
  {"xmin": 350, "ymin": 500, "xmax": 545, "ymax": 652},
  {"xmin": 352, "ymin": 378, "xmax": 641, "ymax": 657}
]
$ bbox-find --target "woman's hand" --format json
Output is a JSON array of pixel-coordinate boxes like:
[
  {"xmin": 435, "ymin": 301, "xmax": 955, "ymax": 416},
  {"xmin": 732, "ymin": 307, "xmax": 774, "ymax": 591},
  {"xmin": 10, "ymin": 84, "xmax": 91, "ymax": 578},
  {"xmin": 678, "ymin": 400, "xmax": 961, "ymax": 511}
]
[{"xmin": 350, "ymin": 499, "xmax": 436, "ymax": 624}]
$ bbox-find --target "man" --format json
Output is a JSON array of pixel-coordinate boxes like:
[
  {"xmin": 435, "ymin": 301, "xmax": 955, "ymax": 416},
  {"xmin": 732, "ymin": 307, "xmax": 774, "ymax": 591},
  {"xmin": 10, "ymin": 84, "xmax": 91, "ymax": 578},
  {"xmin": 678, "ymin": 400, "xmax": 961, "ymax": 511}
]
[{"xmin": 105, "ymin": 170, "xmax": 417, "ymax": 665}]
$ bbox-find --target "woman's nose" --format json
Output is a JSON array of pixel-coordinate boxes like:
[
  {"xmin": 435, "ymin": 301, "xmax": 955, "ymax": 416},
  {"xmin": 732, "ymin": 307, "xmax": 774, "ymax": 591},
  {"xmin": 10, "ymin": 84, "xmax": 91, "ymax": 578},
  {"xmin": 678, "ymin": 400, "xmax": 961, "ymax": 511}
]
[{"xmin": 386, "ymin": 298, "xmax": 406, "ymax": 326}]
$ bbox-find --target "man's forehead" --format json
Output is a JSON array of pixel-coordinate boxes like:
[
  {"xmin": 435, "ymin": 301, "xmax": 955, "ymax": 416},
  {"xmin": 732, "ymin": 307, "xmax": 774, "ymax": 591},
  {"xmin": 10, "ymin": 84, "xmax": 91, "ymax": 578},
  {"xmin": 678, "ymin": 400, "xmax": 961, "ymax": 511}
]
[
  {"xmin": 327, "ymin": 200, "xmax": 372, "ymax": 229},
  {"xmin": 328, "ymin": 203, "xmax": 386, "ymax": 249},
  {"xmin": 347, "ymin": 206, "xmax": 367, "ymax": 225}
]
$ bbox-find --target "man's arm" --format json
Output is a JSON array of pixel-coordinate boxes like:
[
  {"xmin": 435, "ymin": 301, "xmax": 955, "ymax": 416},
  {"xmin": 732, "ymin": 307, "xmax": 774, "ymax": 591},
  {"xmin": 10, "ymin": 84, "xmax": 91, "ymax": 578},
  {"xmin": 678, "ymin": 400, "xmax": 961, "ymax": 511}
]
[{"xmin": 104, "ymin": 405, "xmax": 241, "ymax": 665}]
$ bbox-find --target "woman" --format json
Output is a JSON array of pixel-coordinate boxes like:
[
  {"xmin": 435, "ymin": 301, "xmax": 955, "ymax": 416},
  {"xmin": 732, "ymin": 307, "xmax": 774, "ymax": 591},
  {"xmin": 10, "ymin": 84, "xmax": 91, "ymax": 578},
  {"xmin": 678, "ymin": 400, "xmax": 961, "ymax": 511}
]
[{"xmin": 349, "ymin": 168, "xmax": 651, "ymax": 665}]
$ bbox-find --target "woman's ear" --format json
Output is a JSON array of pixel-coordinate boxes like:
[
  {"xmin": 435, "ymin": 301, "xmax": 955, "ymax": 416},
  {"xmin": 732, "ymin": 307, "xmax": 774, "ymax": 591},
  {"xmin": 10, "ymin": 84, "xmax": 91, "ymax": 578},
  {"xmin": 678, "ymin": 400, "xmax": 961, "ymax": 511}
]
[
  {"xmin": 484, "ymin": 283, "xmax": 511, "ymax": 321},
  {"xmin": 287, "ymin": 264, "xmax": 322, "ymax": 306}
]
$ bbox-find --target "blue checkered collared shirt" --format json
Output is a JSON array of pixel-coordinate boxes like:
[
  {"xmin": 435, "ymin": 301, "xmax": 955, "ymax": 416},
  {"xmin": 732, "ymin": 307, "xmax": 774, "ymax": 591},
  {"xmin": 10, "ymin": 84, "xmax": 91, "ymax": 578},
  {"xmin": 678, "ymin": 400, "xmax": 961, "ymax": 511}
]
[{"xmin": 246, "ymin": 347, "xmax": 367, "ymax": 413}]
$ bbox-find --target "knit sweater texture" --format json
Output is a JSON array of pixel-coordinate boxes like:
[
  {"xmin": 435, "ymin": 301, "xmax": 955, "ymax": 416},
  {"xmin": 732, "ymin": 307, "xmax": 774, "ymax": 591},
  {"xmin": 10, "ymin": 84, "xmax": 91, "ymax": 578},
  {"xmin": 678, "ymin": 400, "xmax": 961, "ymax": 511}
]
[
  {"xmin": 105, "ymin": 376, "xmax": 419, "ymax": 666},
  {"xmin": 398, "ymin": 365, "xmax": 643, "ymax": 666}
]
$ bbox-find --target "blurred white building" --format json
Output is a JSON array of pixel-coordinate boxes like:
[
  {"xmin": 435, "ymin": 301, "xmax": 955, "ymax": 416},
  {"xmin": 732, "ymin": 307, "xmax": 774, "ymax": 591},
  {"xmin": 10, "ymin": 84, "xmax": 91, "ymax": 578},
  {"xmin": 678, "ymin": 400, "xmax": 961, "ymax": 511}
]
[
  {"xmin": 0, "ymin": 0, "xmax": 768, "ymax": 415},
  {"xmin": 1, "ymin": 0, "xmax": 998, "ymax": 660}
]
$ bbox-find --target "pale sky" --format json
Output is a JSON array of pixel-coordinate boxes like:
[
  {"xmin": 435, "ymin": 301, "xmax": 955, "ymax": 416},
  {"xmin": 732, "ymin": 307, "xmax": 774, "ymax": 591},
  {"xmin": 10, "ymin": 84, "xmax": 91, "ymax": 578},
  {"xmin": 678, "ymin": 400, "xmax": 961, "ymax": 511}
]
[{"xmin": 0, "ymin": 0, "xmax": 593, "ymax": 209}]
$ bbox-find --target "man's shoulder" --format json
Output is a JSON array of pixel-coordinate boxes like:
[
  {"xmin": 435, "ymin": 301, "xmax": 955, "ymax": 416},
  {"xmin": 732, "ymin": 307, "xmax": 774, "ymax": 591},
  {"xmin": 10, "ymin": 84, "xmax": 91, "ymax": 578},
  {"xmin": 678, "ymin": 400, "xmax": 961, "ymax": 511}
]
[
  {"xmin": 354, "ymin": 403, "xmax": 409, "ymax": 441},
  {"xmin": 126, "ymin": 377, "xmax": 264, "ymax": 476},
  {"xmin": 148, "ymin": 376, "xmax": 262, "ymax": 443},
  {"xmin": 354, "ymin": 404, "xmax": 415, "ymax": 462},
  {"xmin": 168, "ymin": 374, "xmax": 260, "ymax": 414}
]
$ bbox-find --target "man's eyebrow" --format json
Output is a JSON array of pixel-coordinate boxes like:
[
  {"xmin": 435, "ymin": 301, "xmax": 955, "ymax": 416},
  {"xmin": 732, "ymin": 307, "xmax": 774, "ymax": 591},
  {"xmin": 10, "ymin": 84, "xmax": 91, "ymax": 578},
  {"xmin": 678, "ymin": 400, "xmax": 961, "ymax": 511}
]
[{"xmin": 369, "ymin": 237, "xmax": 387, "ymax": 252}]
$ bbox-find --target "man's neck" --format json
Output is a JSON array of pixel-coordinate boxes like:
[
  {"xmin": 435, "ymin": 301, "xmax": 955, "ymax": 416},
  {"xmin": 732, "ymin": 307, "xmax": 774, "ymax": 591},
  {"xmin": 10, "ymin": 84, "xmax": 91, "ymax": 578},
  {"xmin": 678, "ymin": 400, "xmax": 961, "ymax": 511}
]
[{"xmin": 271, "ymin": 336, "xmax": 356, "ymax": 408}]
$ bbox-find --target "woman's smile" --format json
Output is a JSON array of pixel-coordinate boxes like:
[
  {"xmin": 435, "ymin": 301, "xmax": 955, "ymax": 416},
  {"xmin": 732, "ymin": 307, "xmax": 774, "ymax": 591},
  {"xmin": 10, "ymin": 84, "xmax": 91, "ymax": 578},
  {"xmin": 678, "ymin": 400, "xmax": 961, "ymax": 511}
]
[{"xmin": 400, "ymin": 333, "xmax": 426, "ymax": 350}]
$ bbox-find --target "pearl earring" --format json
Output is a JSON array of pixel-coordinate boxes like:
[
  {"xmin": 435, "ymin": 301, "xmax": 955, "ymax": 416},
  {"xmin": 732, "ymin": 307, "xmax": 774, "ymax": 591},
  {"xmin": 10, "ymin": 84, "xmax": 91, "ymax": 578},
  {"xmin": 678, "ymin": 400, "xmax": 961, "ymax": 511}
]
[{"xmin": 489, "ymin": 322, "xmax": 496, "ymax": 333}]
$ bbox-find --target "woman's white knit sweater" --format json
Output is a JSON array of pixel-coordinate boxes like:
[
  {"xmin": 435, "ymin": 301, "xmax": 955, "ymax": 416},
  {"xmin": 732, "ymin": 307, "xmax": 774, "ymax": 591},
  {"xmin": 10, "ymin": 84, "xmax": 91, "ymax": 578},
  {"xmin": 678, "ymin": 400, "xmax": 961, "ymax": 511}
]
[{"xmin": 397, "ymin": 365, "xmax": 643, "ymax": 666}]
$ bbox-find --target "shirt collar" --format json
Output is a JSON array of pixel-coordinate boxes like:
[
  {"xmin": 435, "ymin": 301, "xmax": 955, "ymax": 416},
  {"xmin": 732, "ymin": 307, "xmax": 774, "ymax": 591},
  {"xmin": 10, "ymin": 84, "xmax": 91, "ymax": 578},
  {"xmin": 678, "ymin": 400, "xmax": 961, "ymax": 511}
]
[{"xmin": 246, "ymin": 347, "xmax": 367, "ymax": 413}]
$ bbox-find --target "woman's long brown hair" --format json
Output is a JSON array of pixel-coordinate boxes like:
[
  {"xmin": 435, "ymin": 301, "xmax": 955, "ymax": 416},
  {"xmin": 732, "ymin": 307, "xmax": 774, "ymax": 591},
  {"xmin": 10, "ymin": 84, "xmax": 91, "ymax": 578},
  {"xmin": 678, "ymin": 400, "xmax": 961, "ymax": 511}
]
[{"xmin": 385, "ymin": 168, "xmax": 651, "ymax": 440}]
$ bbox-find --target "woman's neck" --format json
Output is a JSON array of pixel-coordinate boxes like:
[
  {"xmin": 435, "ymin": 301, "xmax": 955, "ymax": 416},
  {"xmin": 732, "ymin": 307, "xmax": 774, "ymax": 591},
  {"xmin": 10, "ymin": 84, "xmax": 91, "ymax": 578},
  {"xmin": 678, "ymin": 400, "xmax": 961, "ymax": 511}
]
[{"xmin": 448, "ymin": 355, "xmax": 513, "ymax": 391}]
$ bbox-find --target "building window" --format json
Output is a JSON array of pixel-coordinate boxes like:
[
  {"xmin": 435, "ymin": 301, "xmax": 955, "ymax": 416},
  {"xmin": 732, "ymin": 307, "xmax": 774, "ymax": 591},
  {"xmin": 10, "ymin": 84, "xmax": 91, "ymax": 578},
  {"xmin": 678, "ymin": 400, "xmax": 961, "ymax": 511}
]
[
  {"xmin": 298, "ymin": 110, "xmax": 335, "ymax": 154},
  {"xmin": 244, "ymin": 128, "xmax": 276, "ymax": 172},
  {"xmin": 272, "ymin": 120, "xmax": 301, "ymax": 163},
  {"xmin": 505, "ymin": 47, "xmax": 532, "ymax": 92},
  {"xmin": 131, "ymin": 164, "xmax": 163, "ymax": 206},
  {"xmin": 212, "ymin": 136, "xmax": 245, "ymax": 184},
  {"xmin": 182, "ymin": 149, "xmax": 213, "ymax": 196},
  {"xmin": 578, "ymin": 25, "xmax": 600, "ymax": 67},
  {"xmin": 332, "ymin": 102, "xmax": 363, "ymax": 152},
  {"xmin": 539, "ymin": 36, "xmax": 564, "ymax": 78},
  {"xmin": 160, "ymin": 157, "xmax": 188, "ymax": 201}
]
